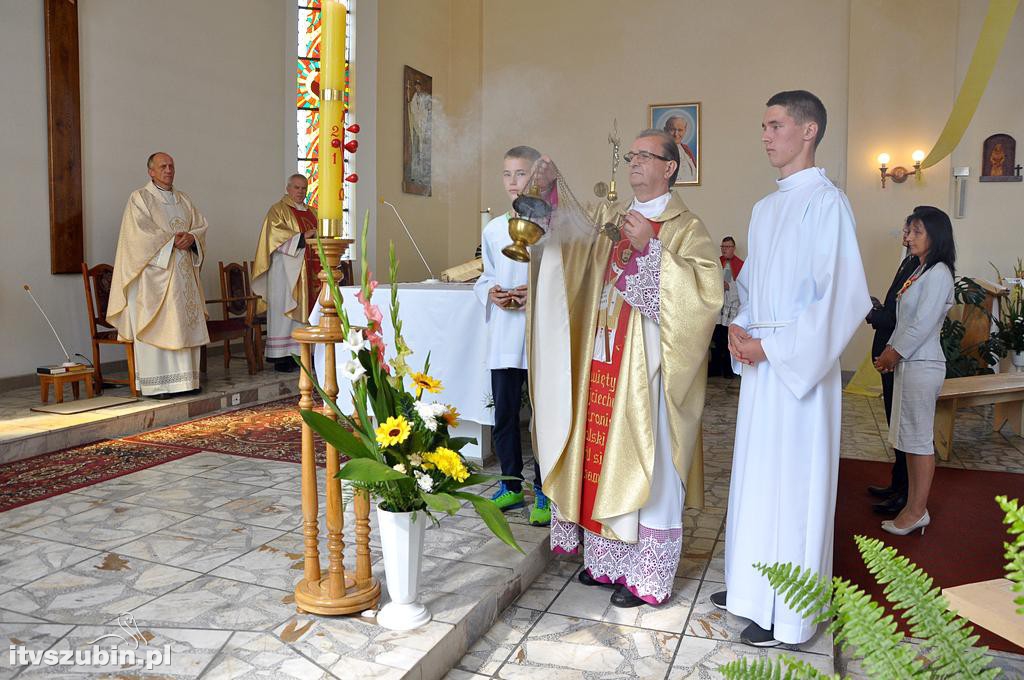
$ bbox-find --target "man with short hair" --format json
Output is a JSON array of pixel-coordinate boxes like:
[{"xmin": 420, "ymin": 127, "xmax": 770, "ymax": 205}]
[
  {"xmin": 107, "ymin": 152, "xmax": 210, "ymax": 399},
  {"xmin": 709, "ymin": 236, "xmax": 743, "ymax": 378},
  {"xmin": 529, "ymin": 129, "xmax": 721, "ymax": 608},
  {"xmin": 251, "ymin": 173, "xmax": 318, "ymax": 371},
  {"xmin": 714, "ymin": 91, "xmax": 870, "ymax": 646},
  {"xmin": 663, "ymin": 115, "xmax": 697, "ymax": 182}
]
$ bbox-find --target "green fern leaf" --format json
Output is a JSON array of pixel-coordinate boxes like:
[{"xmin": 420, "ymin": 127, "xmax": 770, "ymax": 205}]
[
  {"xmin": 855, "ymin": 535, "xmax": 999, "ymax": 679},
  {"xmin": 996, "ymin": 495, "xmax": 1024, "ymax": 613}
]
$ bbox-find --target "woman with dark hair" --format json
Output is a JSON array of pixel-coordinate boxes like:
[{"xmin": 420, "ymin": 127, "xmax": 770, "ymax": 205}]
[{"xmin": 873, "ymin": 206, "xmax": 955, "ymax": 535}]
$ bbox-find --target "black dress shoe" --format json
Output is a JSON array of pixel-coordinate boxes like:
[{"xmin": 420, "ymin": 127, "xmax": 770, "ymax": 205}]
[
  {"xmin": 867, "ymin": 484, "xmax": 897, "ymax": 498},
  {"xmin": 740, "ymin": 621, "xmax": 780, "ymax": 647},
  {"xmin": 578, "ymin": 569, "xmax": 617, "ymax": 590},
  {"xmin": 873, "ymin": 494, "xmax": 907, "ymax": 516},
  {"xmin": 710, "ymin": 590, "xmax": 727, "ymax": 610},
  {"xmin": 610, "ymin": 585, "xmax": 648, "ymax": 608},
  {"xmin": 150, "ymin": 393, "xmax": 173, "ymax": 400}
]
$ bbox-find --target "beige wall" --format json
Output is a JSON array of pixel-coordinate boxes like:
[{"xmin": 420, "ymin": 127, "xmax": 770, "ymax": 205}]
[
  {"xmin": 480, "ymin": 0, "xmax": 852, "ymax": 263},
  {"xmin": 0, "ymin": 0, "xmax": 289, "ymax": 380},
  {"xmin": 374, "ymin": 0, "xmax": 484, "ymax": 280}
]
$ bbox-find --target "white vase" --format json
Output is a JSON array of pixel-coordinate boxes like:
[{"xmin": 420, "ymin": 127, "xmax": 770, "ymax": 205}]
[
  {"xmin": 375, "ymin": 506, "xmax": 431, "ymax": 630},
  {"xmin": 1013, "ymin": 351, "xmax": 1024, "ymax": 372}
]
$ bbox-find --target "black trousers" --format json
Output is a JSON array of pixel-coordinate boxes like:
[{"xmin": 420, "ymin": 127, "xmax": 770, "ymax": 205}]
[
  {"xmin": 881, "ymin": 370, "xmax": 908, "ymax": 493},
  {"xmin": 491, "ymin": 368, "xmax": 541, "ymax": 493},
  {"xmin": 708, "ymin": 324, "xmax": 735, "ymax": 378}
]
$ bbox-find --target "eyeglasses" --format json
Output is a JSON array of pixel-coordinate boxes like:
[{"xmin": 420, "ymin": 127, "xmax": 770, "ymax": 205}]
[{"xmin": 623, "ymin": 150, "xmax": 670, "ymax": 164}]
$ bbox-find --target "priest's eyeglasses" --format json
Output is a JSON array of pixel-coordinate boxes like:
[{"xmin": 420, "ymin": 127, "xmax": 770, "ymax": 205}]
[{"xmin": 623, "ymin": 150, "xmax": 670, "ymax": 164}]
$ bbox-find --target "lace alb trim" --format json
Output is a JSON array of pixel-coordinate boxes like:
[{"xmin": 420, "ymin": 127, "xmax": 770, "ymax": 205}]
[
  {"xmin": 621, "ymin": 239, "xmax": 662, "ymax": 323},
  {"xmin": 582, "ymin": 524, "xmax": 682, "ymax": 604},
  {"xmin": 550, "ymin": 508, "xmax": 581, "ymax": 554}
]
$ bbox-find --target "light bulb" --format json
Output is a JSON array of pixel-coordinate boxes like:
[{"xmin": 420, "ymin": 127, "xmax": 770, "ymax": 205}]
[
  {"xmin": 912, "ymin": 149, "xmax": 925, "ymax": 163},
  {"xmin": 877, "ymin": 153, "xmax": 890, "ymax": 166}
]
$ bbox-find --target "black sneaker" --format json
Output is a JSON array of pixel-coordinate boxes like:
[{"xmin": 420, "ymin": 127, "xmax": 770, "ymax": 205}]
[
  {"xmin": 740, "ymin": 621, "xmax": 780, "ymax": 647},
  {"xmin": 710, "ymin": 590, "xmax": 727, "ymax": 610}
]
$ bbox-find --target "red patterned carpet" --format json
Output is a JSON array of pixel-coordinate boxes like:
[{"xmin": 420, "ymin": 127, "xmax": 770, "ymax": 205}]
[
  {"xmin": 0, "ymin": 397, "xmax": 331, "ymax": 513},
  {"xmin": 835, "ymin": 458, "xmax": 1023, "ymax": 654}
]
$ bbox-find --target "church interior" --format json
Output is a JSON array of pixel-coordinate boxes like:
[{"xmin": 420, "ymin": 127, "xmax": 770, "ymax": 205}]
[{"xmin": 1, "ymin": 1, "xmax": 1023, "ymax": 678}]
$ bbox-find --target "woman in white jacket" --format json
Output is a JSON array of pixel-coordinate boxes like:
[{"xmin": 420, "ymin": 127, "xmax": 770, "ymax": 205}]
[{"xmin": 873, "ymin": 206, "xmax": 956, "ymax": 536}]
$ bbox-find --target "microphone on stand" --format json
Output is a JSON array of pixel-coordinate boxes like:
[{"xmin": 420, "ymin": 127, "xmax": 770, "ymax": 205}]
[
  {"xmin": 23, "ymin": 284, "xmax": 77, "ymax": 367},
  {"xmin": 380, "ymin": 199, "xmax": 438, "ymax": 283}
]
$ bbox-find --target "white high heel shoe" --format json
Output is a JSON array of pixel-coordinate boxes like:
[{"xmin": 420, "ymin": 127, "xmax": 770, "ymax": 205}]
[{"xmin": 881, "ymin": 510, "xmax": 930, "ymax": 536}]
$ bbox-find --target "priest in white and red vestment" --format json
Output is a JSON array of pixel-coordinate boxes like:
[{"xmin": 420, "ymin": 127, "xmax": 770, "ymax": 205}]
[
  {"xmin": 251, "ymin": 174, "xmax": 318, "ymax": 372},
  {"xmin": 107, "ymin": 152, "xmax": 209, "ymax": 399},
  {"xmin": 719, "ymin": 91, "xmax": 870, "ymax": 647},
  {"xmin": 528, "ymin": 130, "xmax": 722, "ymax": 608}
]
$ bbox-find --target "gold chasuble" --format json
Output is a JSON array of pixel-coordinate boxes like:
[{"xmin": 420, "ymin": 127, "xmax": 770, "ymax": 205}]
[
  {"xmin": 529, "ymin": 191, "xmax": 721, "ymax": 543},
  {"xmin": 107, "ymin": 184, "xmax": 209, "ymax": 350},
  {"xmin": 251, "ymin": 197, "xmax": 318, "ymax": 321}
]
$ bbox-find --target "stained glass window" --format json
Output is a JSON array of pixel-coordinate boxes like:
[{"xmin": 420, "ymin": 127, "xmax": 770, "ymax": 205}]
[{"xmin": 297, "ymin": 0, "xmax": 352, "ymax": 238}]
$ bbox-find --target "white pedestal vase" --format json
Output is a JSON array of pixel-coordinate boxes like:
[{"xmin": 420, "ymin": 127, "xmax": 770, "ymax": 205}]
[
  {"xmin": 375, "ymin": 506, "xmax": 431, "ymax": 630},
  {"xmin": 1013, "ymin": 351, "xmax": 1024, "ymax": 372}
]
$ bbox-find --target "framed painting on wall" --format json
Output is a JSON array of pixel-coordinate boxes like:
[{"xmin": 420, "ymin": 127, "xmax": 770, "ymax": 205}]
[
  {"xmin": 403, "ymin": 65, "xmax": 432, "ymax": 196},
  {"xmin": 648, "ymin": 102, "xmax": 701, "ymax": 186}
]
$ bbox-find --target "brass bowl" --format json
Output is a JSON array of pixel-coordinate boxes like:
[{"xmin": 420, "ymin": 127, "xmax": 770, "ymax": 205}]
[{"xmin": 501, "ymin": 216, "xmax": 544, "ymax": 262}]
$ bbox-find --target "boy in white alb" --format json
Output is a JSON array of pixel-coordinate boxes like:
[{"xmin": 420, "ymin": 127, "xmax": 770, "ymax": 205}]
[{"xmin": 474, "ymin": 146, "xmax": 549, "ymax": 526}]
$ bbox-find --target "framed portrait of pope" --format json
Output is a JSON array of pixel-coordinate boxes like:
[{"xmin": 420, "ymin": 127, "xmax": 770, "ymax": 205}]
[{"xmin": 649, "ymin": 102, "xmax": 701, "ymax": 186}]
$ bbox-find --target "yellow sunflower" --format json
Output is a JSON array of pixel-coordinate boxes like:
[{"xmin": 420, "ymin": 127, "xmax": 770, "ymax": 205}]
[
  {"xmin": 441, "ymin": 405, "xmax": 460, "ymax": 428},
  {"xmin": 423, "ymin": 447, "xmax": 470, "ymax": 482},
  {"xmin": 410, "ymin": 372, "xmax": 443, "ymax": 395},
  {"xmin": 375, "ymin": 416, "xmax": 411, "ymax": 447}
]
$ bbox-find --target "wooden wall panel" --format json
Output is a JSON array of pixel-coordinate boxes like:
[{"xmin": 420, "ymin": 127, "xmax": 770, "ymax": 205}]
[{"xmin": 44, "ymin": 0, "xmax": 84, "ymax": 274}]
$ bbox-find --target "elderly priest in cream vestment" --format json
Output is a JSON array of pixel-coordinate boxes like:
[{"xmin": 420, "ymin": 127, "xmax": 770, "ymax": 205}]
[
  {"xmin": 107, "ymin": 152, "xmax": 209, "ymax": 399},
  {"xmin": 251, "ymin": 174, "xmax": 317, "ymax": 371},
  {"xmin": 529, "ymin": 130, "xmax": 721, "ymax": 608}
]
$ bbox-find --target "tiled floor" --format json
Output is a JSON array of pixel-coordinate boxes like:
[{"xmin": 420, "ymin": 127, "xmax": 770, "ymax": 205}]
[{"xmin": 1, "ymin": 378, "xmax": 1022, "ymax": 679}]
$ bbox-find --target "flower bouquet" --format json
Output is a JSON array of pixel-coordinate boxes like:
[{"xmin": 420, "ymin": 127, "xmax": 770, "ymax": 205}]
[{"xmin": 299, "ymin": 216, "xmax": 522, "ymax": 628}]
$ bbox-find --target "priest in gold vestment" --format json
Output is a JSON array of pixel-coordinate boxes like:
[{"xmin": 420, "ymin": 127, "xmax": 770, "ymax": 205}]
[
  {"xmin": 251, "ymin": 174, "xmax": 318, "ymax": 372},
  {"xmin": 529, "ymin": 130, "xmax": 721, "ymax": 607},
  {"xmin": 107, "ymin": 152, "xmax": 209, "ymax": 399}
]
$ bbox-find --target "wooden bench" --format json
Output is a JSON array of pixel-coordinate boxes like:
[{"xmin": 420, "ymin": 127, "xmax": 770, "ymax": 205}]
[{"xmin": 934, "ymin": 373, "xmax": 1024, "ymax": 460}]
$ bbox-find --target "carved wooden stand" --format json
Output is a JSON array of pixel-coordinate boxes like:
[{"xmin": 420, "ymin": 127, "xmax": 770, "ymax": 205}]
[{"xmin": 293, "ymin": 237, "xmax": 381, "ymax": 615}]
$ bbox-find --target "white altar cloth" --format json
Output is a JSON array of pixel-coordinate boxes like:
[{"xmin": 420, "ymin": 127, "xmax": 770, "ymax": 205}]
[{"xmin": 309, "ymin": 282, "xmax": 494, "ymax": 461}]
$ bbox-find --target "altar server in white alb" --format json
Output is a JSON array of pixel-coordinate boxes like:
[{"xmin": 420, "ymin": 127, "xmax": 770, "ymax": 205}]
[
  {"xmin": 107, "ymin": 152, "xmax": 210, "ymax": 399},
  {"xmin": 474, "ymin": 145, "xmax": 549, "ymax": 526},
  {"xmin": 713, "ymin": 91, "xmax": 871, "ymax": 646}
]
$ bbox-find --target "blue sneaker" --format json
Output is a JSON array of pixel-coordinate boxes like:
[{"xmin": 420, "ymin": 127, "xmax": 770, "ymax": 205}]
[
  {"xmin": 490, "ymin": 482, "xmax": 525, "ymax": 511},
  {"xmin": 530, "ymin": 485, "xmax": 551, "ymax": 526}
]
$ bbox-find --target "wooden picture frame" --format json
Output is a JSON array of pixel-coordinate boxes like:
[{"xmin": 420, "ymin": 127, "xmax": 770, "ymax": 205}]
[
  {"xmin": 403, "ymin": 65, "xmax": 432, "ymax": 196},
  {"xmin": 649, "ymin": 102, "xmax": 701, "ymax": 186},
  {"xmin": 980, "ymin": 133, "xmax": 1021, "ymax": 182}
]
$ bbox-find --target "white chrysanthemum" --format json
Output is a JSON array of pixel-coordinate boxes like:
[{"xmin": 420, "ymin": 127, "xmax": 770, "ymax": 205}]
[
  {"xmin": 430, "ymin": 402, "xmax": 448, "ymax": 417},
  {"xmin": 339, "ymin": 361, "xmax": 366, "ymax": 381},
  {"xmin": 415, "ymin": 470, "xmax": 434, "ymax": 492},
  {"xmin": 409, "ymin": 453, "xmax": 423, "ymax": 467},
  {"xmin": 413, "ymin": 401, "xmax": 439, "ymax": 431},
  {"xmin": 392, "ymin": 463, "xmax": 407, "ymax": 474}
]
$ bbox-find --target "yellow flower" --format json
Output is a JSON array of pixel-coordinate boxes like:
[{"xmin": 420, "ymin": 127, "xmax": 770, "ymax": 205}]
[
  {"xmin": 411, "ymin": 372, "xmax": 443, "ymax": 394},
  {"xmin": 423, "ymin": 447, "xmax": 469, "ymax": 483},
  {"xmin": 375, "ymin": 416, "xmax": 411, "ymax": 447},
  {"xmin": 441, "ymin": 405, "xmax": 460, "ymax": 428}
]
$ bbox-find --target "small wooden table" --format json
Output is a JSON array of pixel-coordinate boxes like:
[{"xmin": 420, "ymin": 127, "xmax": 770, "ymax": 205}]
[
  {"xmin": 934, "ymin": 373, "xmax": 1024, "ymax": 460},
  {"xmin": 39, "ymin": 370, "xmax": 95, "ymax": 404}
]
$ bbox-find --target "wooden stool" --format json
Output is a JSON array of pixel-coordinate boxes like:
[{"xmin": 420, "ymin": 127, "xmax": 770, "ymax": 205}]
[{"xmin": 39, "ymin": 371, "xmax": 95, "ymax": 404}]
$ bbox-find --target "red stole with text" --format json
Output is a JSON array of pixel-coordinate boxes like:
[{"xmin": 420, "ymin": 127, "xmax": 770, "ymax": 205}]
[
  {"xmin": 580, "ymin": 220, "xmax": 661, "ymax": 535},
  {"xmin": 290, "ymin": 205, "xmax": 321, "ymax": 315}
]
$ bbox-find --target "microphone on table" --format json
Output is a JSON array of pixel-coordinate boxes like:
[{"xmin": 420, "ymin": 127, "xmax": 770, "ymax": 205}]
[
  {"xmin": 24, "ymin": 284, "xmax": 77, "ymax": 367},
  {"xmin": 380, "ymin": 199, "xmax": 438, "ymax": 283}
]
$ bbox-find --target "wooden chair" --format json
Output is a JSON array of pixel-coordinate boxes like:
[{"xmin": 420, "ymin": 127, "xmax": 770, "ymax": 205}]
[
  {"xmin": 81, "ymin": 262, "xmax": 138, "ymax": 396},
  {"xmin": 202, "ymin": 262, "xmax": 260, "ymax": 375}
]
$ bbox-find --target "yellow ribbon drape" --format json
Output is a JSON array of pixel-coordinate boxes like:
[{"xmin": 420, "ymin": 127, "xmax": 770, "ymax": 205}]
[
  {"xmin": 921, "ymin": 0, "xmax": 1019, "ymax": 169},
  {"xmin": 844, "ymin": 352, "xmax": 883, "ymax": 398}
]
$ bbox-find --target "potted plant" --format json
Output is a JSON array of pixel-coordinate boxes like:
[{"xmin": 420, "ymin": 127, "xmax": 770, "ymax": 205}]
[
  {"xmin": 301, "ymin": 216, "xmax": 522, "ymax": 631},
  {"xmin": 995, "ymin": 259, "xmax": 1024, "ymax": 371}
]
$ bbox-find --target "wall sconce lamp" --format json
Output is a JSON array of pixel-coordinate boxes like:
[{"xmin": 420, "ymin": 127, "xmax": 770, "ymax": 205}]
[{"xmin": 878, "ymin": 150, "xmax": 925, "ymax": 188}]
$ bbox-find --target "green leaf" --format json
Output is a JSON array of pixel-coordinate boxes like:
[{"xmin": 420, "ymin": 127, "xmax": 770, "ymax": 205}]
[
  {"xmin": 422, "ymin": 492, "xmax": 461, "ymax": 515},
  {"xmin": 452, "ymin": 491, "xmax": 523, "ymax": 553},
  {"xmin": 337, "ymin": 458, "xmax": 410, "ymax": 483},
  {"xmin": 299, "ymin": 409, "xmax": 373, "ymax": 460},
  {"xmin": 446, "ymin": 436, "xmax": 478, "ymax": 452}
]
